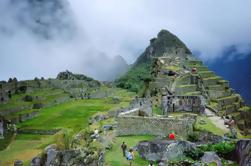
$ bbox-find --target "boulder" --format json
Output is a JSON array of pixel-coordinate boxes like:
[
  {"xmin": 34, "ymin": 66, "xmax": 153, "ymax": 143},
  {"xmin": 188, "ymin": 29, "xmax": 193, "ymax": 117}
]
[
  {"xmin": 197, "ymin": 131, "xmax": 223, "ymax": 144},
  {"xmin": 44, "ymin": 144, "xmax": 60, "ymax": 166},
  {"xmin": 40, "ymin": 144, "xmax": 103, "ymax": 166},
  {"xmin": 14, "ymin": 160, "xmax": 23, "ymax": 166},
  {"xmin": 234, "ymin": 139, "xmax": 251, "ymax": 166},
  {"xmin": 103, "ymin": 124, "xmax": 113, "ymax": 131},
  {"xmin": 60, "ymin": 149, "xmax": 83, "ymax": 166},
  {"xmin": 137, "ymin": 140, "xmax": 196, "ymax": 161},
  {"xmin": 88, "ymin": 114, "xmax": 109, "ymax": 125},
  {"xmin": 30, "ymin": 156, "xmax": 41, "ymax": 166},
  {"xmin": 201, "ymin": 151, "xmax": 222, "ymax": 166}
]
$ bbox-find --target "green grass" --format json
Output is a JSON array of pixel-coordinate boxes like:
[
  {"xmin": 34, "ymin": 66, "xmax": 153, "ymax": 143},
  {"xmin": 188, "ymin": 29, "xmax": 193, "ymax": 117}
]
[
  {"xmin": 164, "ymin": 65, "xmax": 181, "ymax": 72},
  {"xmin": 0, "ymin": 134, "xmax": 54, "ymax": 166},
  {"xmin": 195, "ymin": 116, "xmax": 226, "ymax": 136},
  {"xmin": 239, "ymin": 106, "xmax": 251, "ymax": 112},
  {"xmin": 1, "ymin": 87, "xmax": 136, "ymax": 165},
  {"xmin": 17, "ymin": 99, "xmax": 117, "ymax": 132},
  {"xmin": 105, "ymin": 135, "xmax": 155, "ymax": 166},
  {"xmin": 0, "ymin": 88, "xmax": 68, "ymax": 112},
  {"xmin": 153, "ymin": 106, "xmax": 162, "ymax": 115},
  {"xmin": 203, "ymin": 76, "xmax": 221, "ymax": 81}
]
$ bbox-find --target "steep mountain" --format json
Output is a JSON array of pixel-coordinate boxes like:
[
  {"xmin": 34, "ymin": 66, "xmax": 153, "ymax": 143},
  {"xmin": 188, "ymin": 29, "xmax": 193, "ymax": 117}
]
[
  {"xmin": 117, "ymin": 29, "xmax": 251, "ymax": 134},
  {"xmin": 134, "ymin": 29, "xmax": 191, "ymax": 66},
  {"xmin": 116, "ymin": 29, "xmax": 191, "ymax": 93}
]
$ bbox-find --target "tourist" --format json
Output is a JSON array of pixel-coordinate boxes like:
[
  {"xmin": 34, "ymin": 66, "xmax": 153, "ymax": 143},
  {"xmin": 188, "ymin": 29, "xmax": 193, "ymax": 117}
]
[
  {"xmin": 157, "ymin": 160, "xmax": 165, "ymax": 166},
  {"xmin": 169, "ymin": 132, "xmax": 175, "ymax": 140},
  {"xmin": 0, "ymin": 120, "xmax": 3, "ymax": 139},
  {"xmin": 126, "ymin": 148, "xmax": 134, "ymax": 166},
  {"xmin": 121, "ymin": 142, "xmax": 127, "ymax": 157},
  {"xmin": 94, "ymin": 128, "xmax": 99, "ymax": 139},
  {"xmin": 149, "ymin": 161, "xmax": 154, "ymax": 166},
  {"xmin": 228, "ymin": 117, "xmax": 237, "ymax": 139}
]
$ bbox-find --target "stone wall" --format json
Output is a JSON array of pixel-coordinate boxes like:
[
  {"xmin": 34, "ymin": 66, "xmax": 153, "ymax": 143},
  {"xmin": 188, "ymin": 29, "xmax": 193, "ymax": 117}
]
[
  {"xmin": 116, "ymin": 115, "xmax": 196, "ymax": 138},
  {"xmin": 162, "ymin": 95, "xmax": 202, "ymax": 113}
]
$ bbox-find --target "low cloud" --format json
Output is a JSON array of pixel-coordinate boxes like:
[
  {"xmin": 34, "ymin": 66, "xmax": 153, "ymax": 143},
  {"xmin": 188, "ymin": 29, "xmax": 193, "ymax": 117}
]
[{"xmin": 1, "ymin": 0, "xmax": 251, "ymax": 80}]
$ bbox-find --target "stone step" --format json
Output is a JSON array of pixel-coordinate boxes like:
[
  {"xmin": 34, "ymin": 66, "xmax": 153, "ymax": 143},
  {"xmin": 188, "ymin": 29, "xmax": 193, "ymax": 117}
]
[
  {"xmin": 187, "ymin": 60, "xmax": 203, "ymax": 66},
  {"xmin": 222, "ymin": 103, "xmax": 239, "ymax": 114},
  {"xmin": 176, "ymin": 74, "xmax": 191, "ymax": 85},
  {"xmin": 217, "ymin": 80, "xmax": 229, "ymax": 87},
  {"xmin": 175, "ymin": 84, "xmax": 197, "ymax": 95},
  {"xmin": 208, "ymin": 90, "xmax": 233, "ymax": 99},
  {"xmin": 150, "ymin": 82, "xmax": 169, "ymax": 89},
  {"xmin": 206, "ymin": 85, "xmax": 227, "ymax": 91},
  {"xmin": 184, "ymin": 91, "xmax": 201, "ymax": 96},
  {"xmin": 198, "ymin": 71, "xmax": 215, "ymax": 78},
  {"xmin": 188, "ymin": 65, "xmax": 209, "ymax": 72},
  {"xmin": 216, "ymin": 95, "xmax": 239, "ymax": 105},
  {"xmin": 203, "ymin": 76, "xmax": 222, "ymax": 86},
  {"xmin": 155, "ymin": 77, "xmax": 170, "ymax": 82}
]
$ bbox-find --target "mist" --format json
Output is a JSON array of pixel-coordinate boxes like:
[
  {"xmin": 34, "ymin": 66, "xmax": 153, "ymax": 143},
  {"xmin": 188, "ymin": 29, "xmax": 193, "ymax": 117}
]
[{"xmin": 1, "ymin": 0, "xmax": 251, "ymax": 81}]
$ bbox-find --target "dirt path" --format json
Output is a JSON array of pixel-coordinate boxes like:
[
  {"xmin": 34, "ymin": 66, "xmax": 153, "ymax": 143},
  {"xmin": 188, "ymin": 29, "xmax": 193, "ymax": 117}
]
[{"xmin": 205, "ymin": 108, "xmax": 229, "ymax": 132}]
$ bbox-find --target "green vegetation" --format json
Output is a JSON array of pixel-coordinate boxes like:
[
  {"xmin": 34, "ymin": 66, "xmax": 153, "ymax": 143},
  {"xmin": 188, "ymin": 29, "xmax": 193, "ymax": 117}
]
[
  {"xmin": 1, "ymin": 87, "xmax": 135, "ymax": 165},
  {"xmin": 0, "ymin": 134, "xmax": 54, "ymax": 166},
  {"xmin": 239, "ymin": 106, "xmax": 251, "ymax": 112},
  {"xmin": 185, "ymin": 141, "xmax": 236, "ymax": 161},
  {"xmin": 164, "ymin": 65, "xmax": 181, "ymax": 72},
  {"xmin": 198, "ymin": 141, "xmax": 236, "ymax": 155},
  {"xmin": 0, "ymin": 88, "xmax": 68, "ymax": 112},
  {"xmin": 17, "ymin": 99, "xmax": 114, "ymax": 132},
  {"xmin": 105, "ymin": 135, "xmax": 155, "ymax": 166},
  {"xmin": 187, "ymin": 131, "xmax": 200, "ymax": 142},
  {"xmin": 195, "ymin": 116, "xmax": 226, "ymax": 136},
  {"xmin": 153, "ymin": 106, "xmax": 162, "ymax": 115},
  {"xmin": 115, "ymin": 63, "xmax": 152, "ymax": 93}
]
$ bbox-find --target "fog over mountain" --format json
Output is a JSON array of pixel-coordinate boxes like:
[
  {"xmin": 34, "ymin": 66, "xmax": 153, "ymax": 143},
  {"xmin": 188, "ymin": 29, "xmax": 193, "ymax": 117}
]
[
  {"xmin": 205, "ymin": 47, "xmax": 251, "ymax": 105},
  {"xmin": 1, "ymin": 0, "xmax": 251, "ymax": 82}
]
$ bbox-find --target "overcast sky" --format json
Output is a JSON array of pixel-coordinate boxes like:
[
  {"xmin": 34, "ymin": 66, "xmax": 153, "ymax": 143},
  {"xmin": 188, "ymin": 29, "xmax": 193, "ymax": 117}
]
[{"xmin": 1, "ymin": 0, "xmax": 251, "ymax": 80}]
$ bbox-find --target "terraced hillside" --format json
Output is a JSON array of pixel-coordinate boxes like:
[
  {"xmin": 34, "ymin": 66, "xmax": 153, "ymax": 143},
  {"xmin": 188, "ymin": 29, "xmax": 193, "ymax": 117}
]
[{"xmin": 118, "ymin": 29, "xmax": 251, "ymax": 135}]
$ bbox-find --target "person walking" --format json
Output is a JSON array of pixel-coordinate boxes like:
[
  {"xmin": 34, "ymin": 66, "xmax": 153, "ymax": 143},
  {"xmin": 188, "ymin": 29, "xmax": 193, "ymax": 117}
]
[
  {"xmin": 228, "ymin": 117, "xmax": 237, "ymax": 139},
  {"xmin": 149, "ymin": 161, "xmax": 154, "ymax": 166},
  {"xmin": 121, "ymin": 142, "xmax": 127, "ymax": 157},
  {"xmin": 126, "ymin": 148, "xmax": 134, "ymax": 166}
]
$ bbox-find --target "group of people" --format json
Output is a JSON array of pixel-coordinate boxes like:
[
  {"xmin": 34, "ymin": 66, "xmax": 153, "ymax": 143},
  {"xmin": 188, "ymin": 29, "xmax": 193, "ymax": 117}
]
[{"xmin": 121, "ymin": 142, "xmax": 134, "ymax": 166}]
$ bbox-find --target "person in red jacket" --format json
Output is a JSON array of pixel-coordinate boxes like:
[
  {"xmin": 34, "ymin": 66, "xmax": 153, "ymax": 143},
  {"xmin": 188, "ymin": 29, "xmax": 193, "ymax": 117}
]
[{"xmin": 169, "ymin": 132, "xmax": 175, "ymax": 140}]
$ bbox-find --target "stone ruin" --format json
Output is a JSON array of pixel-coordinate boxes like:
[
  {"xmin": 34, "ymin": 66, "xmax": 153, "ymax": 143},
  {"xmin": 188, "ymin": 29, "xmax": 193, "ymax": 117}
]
[
  {"xmin": 116, "ymin": 103, "xmax": 197, "ymax": 138},
  {"xmin": 161, "ymin": 95, "xmax": 205, "ymax": 114}
]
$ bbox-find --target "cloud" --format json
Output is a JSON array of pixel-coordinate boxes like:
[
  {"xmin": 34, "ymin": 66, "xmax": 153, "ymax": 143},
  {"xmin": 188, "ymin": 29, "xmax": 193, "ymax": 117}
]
[
  {"xmin": 1, "ymin": 0, "xmax": 251, "ymax": 80},
  {"xmin": 69, "ymin": 0, "xmax": 251, "ymax": 61}
]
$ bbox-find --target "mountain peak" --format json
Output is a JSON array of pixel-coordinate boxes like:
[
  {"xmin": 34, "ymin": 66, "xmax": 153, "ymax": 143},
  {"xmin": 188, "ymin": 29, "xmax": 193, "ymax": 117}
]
[{"xmin": 134, "ymin": 29, "xmax": 191, "ymax": 66}]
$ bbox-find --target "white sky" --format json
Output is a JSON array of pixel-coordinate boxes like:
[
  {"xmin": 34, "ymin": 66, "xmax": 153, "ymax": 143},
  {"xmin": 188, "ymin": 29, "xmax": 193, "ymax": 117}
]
[{"xmin": 1, "ymin": 0, "xmax": 251, "ymax": 80}]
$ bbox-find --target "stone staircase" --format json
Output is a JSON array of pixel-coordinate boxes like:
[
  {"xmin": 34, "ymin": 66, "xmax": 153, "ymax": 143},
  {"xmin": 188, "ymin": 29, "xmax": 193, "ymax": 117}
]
[{"xmin": 185, "ymin": 60, "xmax": 243, "ymax": 116}]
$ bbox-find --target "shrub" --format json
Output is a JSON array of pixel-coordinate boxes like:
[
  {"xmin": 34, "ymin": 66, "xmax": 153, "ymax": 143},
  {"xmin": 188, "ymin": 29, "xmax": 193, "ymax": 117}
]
[
  {"xmin": 187, "ymin": 132, "xmax": 199, "ymax": 142},
  {"xmin": 33, "ymin": 103, "xmax": 43, "ymax": 109},
  {"xmin": 198, "ymin": 141, "xmax": 236, "ymax": 155},
  {"xmin": 55, "ymin": 130, "xmax": 73, "ymax": 150},
  {"xmin": 23, "ymin": 95, "xmax": 33, "ymax": 102}
]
